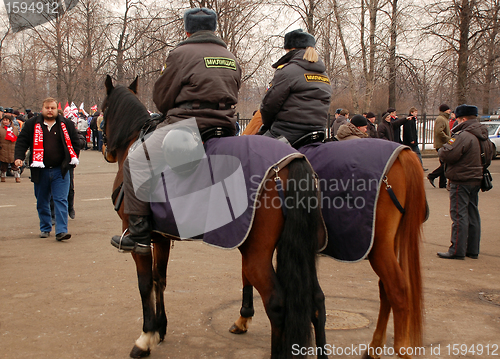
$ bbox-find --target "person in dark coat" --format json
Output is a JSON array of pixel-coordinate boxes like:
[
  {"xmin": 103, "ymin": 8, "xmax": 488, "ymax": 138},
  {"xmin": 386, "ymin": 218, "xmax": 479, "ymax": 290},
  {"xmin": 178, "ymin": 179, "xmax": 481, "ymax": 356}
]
[
  {"xmin": 365, "ymin": 112, "xmax": 377, "ymax": 138},
  {"xmin": 111, "ymin": 8, "xmax": 242, "ymax": 255},
  {"xmin": 437, "ymin": 104, "xmax": 494, "ymax": 260},
  {"xmin": 331, "ymin": 109, "xmax": 349, "ymax": 137},
  {"xmin": 259, "ymin": 28, "xmax": 332, "ymax": 145},
  {"xmin": 377, "ymin": 112, "xmax": 409, "ymax": 141},
  {"xmin": 402, "ymin": 107, "xmax": 426, "ymax": 170},
  {"xmin": 14, "ymin": 98, "xmax": 80, "ymax": 241},
  {"xmin": 387, "ymin": 107, "xmax": 403, "ymax": 143}
]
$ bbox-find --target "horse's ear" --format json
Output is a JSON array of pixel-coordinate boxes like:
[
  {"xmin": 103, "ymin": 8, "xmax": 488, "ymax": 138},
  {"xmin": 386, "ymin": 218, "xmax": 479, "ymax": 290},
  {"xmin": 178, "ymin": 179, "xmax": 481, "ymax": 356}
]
[
  {"xmin": 105, "ymin": 75, "xmax": 114, "ymax": 95},
  {"xmin": 128, "ymin": 76, "xmax": 139, "ymax": 94}
]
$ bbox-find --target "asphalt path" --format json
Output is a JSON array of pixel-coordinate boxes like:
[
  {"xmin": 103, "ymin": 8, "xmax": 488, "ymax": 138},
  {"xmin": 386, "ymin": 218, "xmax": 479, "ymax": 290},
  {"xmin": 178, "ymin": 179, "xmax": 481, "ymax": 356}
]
[{"xmin": 0, "ymin": 149, "xmax": 499, "ymax": 359}]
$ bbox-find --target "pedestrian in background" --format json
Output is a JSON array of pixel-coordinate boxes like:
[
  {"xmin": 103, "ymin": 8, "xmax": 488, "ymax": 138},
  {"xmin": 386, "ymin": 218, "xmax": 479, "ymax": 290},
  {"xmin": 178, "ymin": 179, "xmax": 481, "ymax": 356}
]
[
  {"xmin": 403, "ymin": 107, "xmax": 426, "ymax": 170},
  {"xmin": 428, "ymin": 104, "xmax": 451, "ymax": 188},
  {"xmin": 365, "ymin": 112, "xmax": 378, "ymax": 138},
  {"xmin": 0, "ymin": 115, "xmax": 20, "ymax": 183}
]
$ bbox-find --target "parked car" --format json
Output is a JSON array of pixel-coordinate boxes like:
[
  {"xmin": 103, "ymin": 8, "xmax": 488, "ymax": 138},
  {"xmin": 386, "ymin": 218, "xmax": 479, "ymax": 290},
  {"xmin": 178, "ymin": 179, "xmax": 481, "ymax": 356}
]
[{"xmin": 481, "ymin": 121, "xmax": 500, "ymax": 159}]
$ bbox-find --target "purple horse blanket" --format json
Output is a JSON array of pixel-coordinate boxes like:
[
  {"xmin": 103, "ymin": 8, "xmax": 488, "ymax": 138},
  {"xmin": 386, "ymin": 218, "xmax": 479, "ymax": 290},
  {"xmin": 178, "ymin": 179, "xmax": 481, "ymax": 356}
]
[
  {"xmin": 147, "ymin": 135, "xmax": 303, "ymax": 249},
  {"xmin": 300, "ymin": 138, "xmax": 407, "ymax": 262}
]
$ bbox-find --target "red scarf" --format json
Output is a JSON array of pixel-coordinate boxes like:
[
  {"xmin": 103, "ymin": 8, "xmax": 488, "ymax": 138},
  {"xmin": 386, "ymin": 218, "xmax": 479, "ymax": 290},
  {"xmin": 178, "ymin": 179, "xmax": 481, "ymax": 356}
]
[
  {"xmin": 4, "ymin": 125, "xmax": 17, "ymax": 142},
  {"xmin": 31, "ymin": 121, "xmax": 79, "ymax": 168}
]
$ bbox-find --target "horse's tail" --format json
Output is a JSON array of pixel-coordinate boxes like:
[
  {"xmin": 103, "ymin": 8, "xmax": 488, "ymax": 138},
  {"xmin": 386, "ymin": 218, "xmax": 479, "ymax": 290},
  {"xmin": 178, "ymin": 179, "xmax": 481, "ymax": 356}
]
[
  {"xmin": 276, "ymin": 157, "xmax": 321, "ymax": 358},
  {"xmin": 396, "ymin": 149, "xmax": 426, "ymax": 347}
]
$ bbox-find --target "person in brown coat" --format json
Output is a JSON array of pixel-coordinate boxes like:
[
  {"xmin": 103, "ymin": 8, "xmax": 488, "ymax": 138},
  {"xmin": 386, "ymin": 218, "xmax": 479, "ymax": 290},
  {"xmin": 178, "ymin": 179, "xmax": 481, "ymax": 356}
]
[
  {"xmin": 336, "ymin": 114, "xmax": 369, "ymax": 141},
  {"xmin": 428, "ymin": 104, "xmax": 452, "ymax": 188},
  {"xmin": 153, "ymin": 8, "xmax": 241, "ymax": 137},
  {"xmin": 111, "ymin": 7, "xmax": 242, "ymax": 254},
  {"xmin": 0, "ymin": 115, "xmax": 20, "ymax": 183}
]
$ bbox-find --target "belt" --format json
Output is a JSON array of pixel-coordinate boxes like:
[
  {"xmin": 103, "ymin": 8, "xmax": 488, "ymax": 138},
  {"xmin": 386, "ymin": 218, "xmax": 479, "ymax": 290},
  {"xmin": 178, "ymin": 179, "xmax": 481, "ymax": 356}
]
[{"xmin": 176, "ymin": 101, "xmax": 233, "ymax": 110}]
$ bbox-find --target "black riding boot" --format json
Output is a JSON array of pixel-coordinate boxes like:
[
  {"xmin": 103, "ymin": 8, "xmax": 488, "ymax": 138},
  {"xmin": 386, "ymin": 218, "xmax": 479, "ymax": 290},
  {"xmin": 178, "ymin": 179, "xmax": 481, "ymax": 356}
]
[{"xmin": 111, "ymin": 214, "xmax": 152, "ymax": 255}]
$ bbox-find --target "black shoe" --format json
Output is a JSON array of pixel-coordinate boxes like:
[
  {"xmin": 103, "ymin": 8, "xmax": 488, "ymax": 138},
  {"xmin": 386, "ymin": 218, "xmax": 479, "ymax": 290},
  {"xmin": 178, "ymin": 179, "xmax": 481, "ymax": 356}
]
[
  {"xmin": 56, "ymin": 232, "xmax": 71, "ymax": 241},
  {"xmin": 437, "ymin": 252, "xmax": 464, "ymax": 260},
  {"xmin": 69, "ymin": 209, "xmax": 75, "ymax": 219},
  {"xmin": 111, "ymin": 234, "xmax": 150, "ymax": 254},
  {"xmin": 466, "ymin": 253, "xmax": 478, "ymax": 259},
  {"xmin": 110, "ymin": 215, "xmax": 151, "ymax": 255},
  {"xmin": 427, "ymin": 175, "xmax": 436, "ymax": 188},
  {"xmin": 40, "ymin": 231, "xmax": 50, "ymax": 238}
]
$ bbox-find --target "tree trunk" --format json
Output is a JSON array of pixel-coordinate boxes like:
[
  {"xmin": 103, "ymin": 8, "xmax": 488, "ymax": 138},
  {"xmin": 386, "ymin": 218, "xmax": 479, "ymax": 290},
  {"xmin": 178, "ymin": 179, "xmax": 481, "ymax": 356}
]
[
  {"xmin": 456, "ymin": 0, "xmax": 473, "ymax": 105},
  {"xmin": 387, "ymin": 0, "xmax": 397, "ymax": 109}
]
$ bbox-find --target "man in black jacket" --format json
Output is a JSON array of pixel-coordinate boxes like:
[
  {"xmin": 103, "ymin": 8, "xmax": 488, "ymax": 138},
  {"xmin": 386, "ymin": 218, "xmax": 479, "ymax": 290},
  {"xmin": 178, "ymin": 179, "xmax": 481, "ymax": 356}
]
[
  {"xmin": 403, "ymin": 107, "xmax": 426, "ymax": 170},
  {"xmin": 437, "ymin": 104, "xmax": 494, "ymax": 260},
  {"xmin": 14, "ymin": 98, "xmax": 80, "ymax": 241}
]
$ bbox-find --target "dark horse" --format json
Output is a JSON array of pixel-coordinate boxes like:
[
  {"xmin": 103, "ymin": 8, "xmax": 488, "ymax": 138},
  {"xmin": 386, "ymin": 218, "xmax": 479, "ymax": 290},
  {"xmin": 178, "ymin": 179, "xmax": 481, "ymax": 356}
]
[
  {"xmin": 233, "ymin": 115, "xmax": 427, "ymax": 359},
  {"xmin": 101, "ymin": 75, "xmax": 327, "ymax": 359}
]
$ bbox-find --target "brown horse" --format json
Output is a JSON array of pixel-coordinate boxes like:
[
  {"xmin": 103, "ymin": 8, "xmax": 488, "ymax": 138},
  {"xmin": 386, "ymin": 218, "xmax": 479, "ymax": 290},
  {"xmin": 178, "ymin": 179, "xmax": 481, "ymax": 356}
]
[
  {"xmin": 233, "ymin": 115, "xmax": 427, "ymax": 359},
  {"xmin": 101, "ymin": 75, "xmax": 327, "ymax": 359}
]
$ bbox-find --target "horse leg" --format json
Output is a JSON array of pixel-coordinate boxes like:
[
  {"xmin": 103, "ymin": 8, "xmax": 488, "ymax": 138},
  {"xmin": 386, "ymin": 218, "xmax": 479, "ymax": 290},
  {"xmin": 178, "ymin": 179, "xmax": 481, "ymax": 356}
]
[
  {"xmin": 311, "ymin": 275, "xmax": 327, "ymax": 359},
  {"xmin": 229, "ymin": 274, "xmax": 254, "ymax": 334},
  {"xmin": 240, "ymin": 245, "xmax": 285, "ymax": 358},
  {"xmin": 238, "ymin": 182, "xmax": 286, "ymax": 358},
  {"xmin": 152, "ymin": 235, "xmax": 171, "ymax": 342},
  {"xmin": 129, "ymin": 253, "xmax": 159, "ymax": 359},
  {"xmin": 364, "ymin": 160, "xmax": 412, "ymax": 359},
  {"xmin": 361, "ymin": 279, "xmax": 391, "ymax": 359}
]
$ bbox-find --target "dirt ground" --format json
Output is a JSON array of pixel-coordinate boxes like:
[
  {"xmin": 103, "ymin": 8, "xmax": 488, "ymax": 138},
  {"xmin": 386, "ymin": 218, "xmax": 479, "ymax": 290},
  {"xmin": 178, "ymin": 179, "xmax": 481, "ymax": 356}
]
[{"xmin": 1, "ymin": 150, "xmax": 499, "ymax": 359}]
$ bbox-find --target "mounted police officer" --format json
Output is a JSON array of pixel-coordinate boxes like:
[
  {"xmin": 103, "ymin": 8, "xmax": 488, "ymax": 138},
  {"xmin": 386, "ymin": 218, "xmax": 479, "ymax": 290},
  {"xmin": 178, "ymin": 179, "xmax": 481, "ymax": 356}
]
[
  {"xmin": 260, "ymin": 29, "xmax": 332, "ymax": 147},
  {"xmin": 110, "ymin": 8, "xmax": 242, "ymax": 254}
]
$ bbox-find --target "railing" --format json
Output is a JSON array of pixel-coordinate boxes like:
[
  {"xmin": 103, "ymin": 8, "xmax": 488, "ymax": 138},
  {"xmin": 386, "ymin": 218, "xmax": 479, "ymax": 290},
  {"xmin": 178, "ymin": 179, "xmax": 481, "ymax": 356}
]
[{"xmin": 236, "ymin": 113, "xmax": 460, "ymax": 149}]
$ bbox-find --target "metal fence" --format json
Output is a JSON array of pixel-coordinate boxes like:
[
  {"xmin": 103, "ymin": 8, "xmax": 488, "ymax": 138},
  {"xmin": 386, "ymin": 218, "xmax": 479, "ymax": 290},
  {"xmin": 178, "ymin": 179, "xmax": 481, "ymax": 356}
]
[{"xmin": 236, "ymin": 113, "xmax": 444, "ymax": 148}]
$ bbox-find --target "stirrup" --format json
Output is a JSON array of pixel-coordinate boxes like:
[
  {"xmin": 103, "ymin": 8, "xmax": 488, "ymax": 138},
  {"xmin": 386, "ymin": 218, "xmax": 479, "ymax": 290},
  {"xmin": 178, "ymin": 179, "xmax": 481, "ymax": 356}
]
[{"xmin": 116, "ymin": 228, "xmax": 130, "ymax": 252}]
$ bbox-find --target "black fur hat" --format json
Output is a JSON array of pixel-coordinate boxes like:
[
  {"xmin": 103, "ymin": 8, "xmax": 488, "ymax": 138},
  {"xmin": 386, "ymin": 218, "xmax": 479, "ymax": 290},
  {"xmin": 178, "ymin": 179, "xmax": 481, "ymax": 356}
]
[
  {"xmin": 454, "ymin": 104, "xmax": 478, "ymax": 118},
  {"xmin": 184, "ymin": 8, "xmax": 217, "ymax": 34},
  {"xmin": 284, "ymin": 29, "xmax": 315, "ymax": 49}
]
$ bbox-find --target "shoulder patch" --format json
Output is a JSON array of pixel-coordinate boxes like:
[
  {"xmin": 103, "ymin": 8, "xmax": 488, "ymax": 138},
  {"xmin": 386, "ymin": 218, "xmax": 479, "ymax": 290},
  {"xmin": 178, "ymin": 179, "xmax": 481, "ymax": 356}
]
[
  {"xmin": 304, "ymin": 74, "xmax": 330, "ymax": 84},
  {"xmin": 203, "ymin": 57, "xmax": 237, "ymax": 70},
  {"xmin": 448, "ymin": 138, "xmax": 456, "ymax": 144}
]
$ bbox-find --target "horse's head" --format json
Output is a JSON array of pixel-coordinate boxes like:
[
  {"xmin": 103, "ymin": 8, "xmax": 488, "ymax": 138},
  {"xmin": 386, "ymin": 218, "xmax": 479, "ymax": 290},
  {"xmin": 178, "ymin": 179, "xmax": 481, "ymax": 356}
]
[{"xmin": 101, "ymin": 75, "xmax": 149, "ymax": 164}]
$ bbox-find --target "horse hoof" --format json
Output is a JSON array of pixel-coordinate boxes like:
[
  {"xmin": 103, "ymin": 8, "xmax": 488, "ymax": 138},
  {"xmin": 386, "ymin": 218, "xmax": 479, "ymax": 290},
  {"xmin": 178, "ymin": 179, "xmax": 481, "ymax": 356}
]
[
  {"xmin": 229, "ymin": 323, "xmax": 247, "ymax": 334},
  {"xmin": 361, "ymin": 350, "xmax": 374, "ymax": 359},
  {"xmin": 130, "ymin": 345, "xmax": 151, "ymax": 358}
]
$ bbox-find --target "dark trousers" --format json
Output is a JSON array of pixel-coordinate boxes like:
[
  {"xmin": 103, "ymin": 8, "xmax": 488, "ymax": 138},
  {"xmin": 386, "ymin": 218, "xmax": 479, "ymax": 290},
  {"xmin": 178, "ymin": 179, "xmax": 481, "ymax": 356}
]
[
  {"xmin": 448, "ymin": 183, "xmax": 481, "ymax": 256},
  {"xmin": 429, "ymin": 149, "xmax": 447, "ymax": 187},
  {"xmin": 123, "ymin": 158, "xmax": 151, "ymax": 216},
  {"xmin": 92, "ymin": 130, "xmax": 98, "ymax": 149}
]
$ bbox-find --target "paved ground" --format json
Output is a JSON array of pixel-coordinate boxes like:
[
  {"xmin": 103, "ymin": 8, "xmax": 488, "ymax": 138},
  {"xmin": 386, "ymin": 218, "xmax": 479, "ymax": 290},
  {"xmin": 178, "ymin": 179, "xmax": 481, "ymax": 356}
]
[{"xmin": 1, "ymin": 150, "xmax": 499, "ymax": 359}]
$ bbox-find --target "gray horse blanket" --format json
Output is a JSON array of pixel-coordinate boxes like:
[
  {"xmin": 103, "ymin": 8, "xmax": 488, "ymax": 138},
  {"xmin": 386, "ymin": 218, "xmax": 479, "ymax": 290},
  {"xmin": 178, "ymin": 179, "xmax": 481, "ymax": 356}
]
[{"xmin": 299, "ymin": 138, "xmax": 407, "ymax": 262}]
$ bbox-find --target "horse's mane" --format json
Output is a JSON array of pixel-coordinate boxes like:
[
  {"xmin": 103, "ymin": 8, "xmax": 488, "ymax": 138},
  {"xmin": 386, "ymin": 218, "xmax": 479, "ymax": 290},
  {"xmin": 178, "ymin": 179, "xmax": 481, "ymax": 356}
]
[{"xmin": 104, "ymin": 85, "xmax": 150, "ymax": 152}]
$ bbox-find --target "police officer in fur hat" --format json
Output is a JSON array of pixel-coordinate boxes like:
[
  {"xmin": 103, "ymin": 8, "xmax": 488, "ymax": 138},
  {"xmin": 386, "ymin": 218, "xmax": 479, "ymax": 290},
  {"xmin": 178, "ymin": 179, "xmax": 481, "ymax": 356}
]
[
  {"xmin": 437, "ymin": 104, "xmax": 494, "ymax": 260},
  {"xmin": 111, "ymin": 8, "xmax": 242, "ymax": 254},
  {"xmin": 260, "ymin": 29, "xmax": 332, "ymax": 146}
]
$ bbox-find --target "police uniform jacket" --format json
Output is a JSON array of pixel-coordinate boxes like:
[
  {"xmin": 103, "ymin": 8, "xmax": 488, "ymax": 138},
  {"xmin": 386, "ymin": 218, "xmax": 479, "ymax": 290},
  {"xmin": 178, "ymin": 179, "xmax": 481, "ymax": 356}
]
[
  {"xmin": 438, "ymin": 119, "xmax": 494, "ymax": 185},
  {"xmin": 14, "ymin": 114, "xmax": 80, "ymax": 183},
  {"xmin": 153, "ymin": 31, "xmax": 242, "ymax": 135},
  {"xmin": 260, "ymin": 49, "xmax": 332, "ymax": 144}
]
